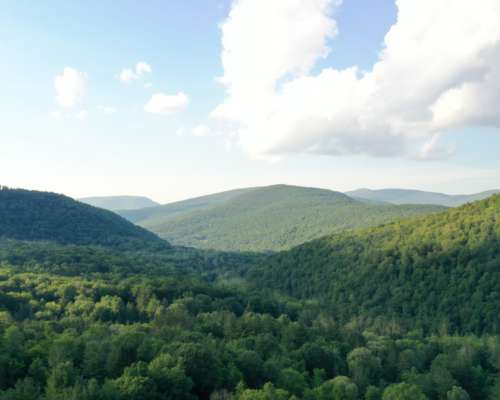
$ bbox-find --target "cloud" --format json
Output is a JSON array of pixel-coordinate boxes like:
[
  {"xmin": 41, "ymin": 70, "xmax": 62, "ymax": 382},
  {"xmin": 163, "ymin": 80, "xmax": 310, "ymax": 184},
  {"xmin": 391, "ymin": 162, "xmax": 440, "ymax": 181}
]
[
  {"xmin": 144, "ymin": 92, "xmax": 189, "ymax": 115},
  {"xmin": 192, "ymin": 125, "xmax": 211, "ymax": 137},
  {"xmin": 119, "ymin": 68, "xmax": 137, "ymax": 82},
  {"xmin": 136, "ymin": 62, "xmax": 152, "ymax": 75},
  {"xmin": 119, "ymin": 61, "xmax": 152, "ymax": 82},
  {"xmin": 97, "ymin": 105, "xmax": 116, "ymax": 115},
  {"xmin": 417, "ymin": 133, "xmax": 456, "ymax": 161},
  {"xmin": 213, "ymin": 0, "xmax": 500, "ymax": 159},
  {"xmin": 55, "ymin": 67, "xmax": 86, "ymax": 108}
]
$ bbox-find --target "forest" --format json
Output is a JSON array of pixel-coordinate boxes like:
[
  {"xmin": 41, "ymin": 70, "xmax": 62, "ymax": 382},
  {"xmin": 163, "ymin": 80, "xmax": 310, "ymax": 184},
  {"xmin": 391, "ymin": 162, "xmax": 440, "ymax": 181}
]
[
  {"xmin": 251, "ymin": 194, "xmax": 500, "ymax": 336},
  {"xmin": 1, "ymin": 266, "xmax": 499, "ymax": 400},
  {"xmin": 0, "ymin": 189, "xmax": 499, "ymax": 399}
]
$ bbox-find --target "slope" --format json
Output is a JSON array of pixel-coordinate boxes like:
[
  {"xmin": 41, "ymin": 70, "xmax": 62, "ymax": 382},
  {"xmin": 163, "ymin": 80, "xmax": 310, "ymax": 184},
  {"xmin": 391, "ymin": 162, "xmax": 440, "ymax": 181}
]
[
  {"xmin": 118, "ymin": 187, "xmax": 254, "ymax": 223},
  {"xmin": 79, "ymin": 195, "xmax": 159, "ymax": 210},
  {"xmin": 134, "ymin": 184, "xmax": 445, "ymax": 252},
  {"xmin": 0, "ymin": 187, "xmax": 168, "ymax": 250},
  {"xmin": 250, "ymin": 194, "xmax": 500, "ymax": 334},
  {"xmin": 347, "ymin": 187, "xmax": 499, "ymax": 207}
]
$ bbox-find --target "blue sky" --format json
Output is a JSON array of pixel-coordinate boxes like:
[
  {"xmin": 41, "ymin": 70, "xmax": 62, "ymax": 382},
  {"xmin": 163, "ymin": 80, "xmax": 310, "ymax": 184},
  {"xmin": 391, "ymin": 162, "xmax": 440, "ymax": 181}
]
[{"xmin": 1, "ymin": 0, "xmax": 499, "ymax": 203}]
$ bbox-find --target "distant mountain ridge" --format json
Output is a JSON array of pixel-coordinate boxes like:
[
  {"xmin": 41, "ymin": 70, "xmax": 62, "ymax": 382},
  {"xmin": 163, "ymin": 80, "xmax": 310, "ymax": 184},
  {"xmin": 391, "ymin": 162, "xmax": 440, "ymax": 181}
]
[
  {"xmin": 119, "ymin": 187, "xmax": 254, "ymax": 223},
  {"xmin": 347, "ymin": 188, "xmax": 499, "ymax": 207},
  {"xmin": 0, "ymin": 187, "xmax": 168, "ymax": 250},
  {"xmin": 118, "ymin": 184, "xmax": 445, "ymax": 252},
  {"xmin": 79, "ymin": 195, "xmax": 159, "ymax": 211}
]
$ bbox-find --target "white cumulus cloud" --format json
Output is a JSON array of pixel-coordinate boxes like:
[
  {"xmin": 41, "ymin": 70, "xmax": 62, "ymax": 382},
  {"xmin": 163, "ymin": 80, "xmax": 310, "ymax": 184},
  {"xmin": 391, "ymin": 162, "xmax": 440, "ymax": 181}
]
[
  {"xmin": 136, "ymin": 62, "xmax": 152, "ymax": 75},
  {"xmin": 192, "ymin": 125, "xmax": 211, "ymax": 137},
  {"xmin": 54, "ymin": 67, "xmax": 86, "ymax": 108},
  {"xmin": 119, "ymin": 61, "xmax": 152, "ymax": 82},
  {"xmin": 213, "ymin": 0, "xmax": 500, "ymax": 159},
  {"xmin": 144, "ymin": 92, "xmax": 189, "ymax": 115}
]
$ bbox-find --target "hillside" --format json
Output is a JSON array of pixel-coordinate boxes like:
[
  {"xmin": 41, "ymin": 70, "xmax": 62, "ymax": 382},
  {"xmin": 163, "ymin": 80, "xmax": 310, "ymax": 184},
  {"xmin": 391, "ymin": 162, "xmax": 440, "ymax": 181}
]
[
  {"xmin": 250, "ymin": 194, "xmax": 500, "ymax": 334},
  {"xmin": 0, "ymin": 187, "xmax": 168, "ymax": 250},
  {"xmin": 129, "ymin": 185, "xmax": 445, "ymax": 252},
  {"xmin": 78, "ymin": 195, "xmax": 159, "ymax": 210},
  {"xmin": 347, "ymin": 187, "xmax": 499, "ymax": 206},
  {"xmin": 118, "ymin": 187, "xmax": 254, "ymax": 223}
]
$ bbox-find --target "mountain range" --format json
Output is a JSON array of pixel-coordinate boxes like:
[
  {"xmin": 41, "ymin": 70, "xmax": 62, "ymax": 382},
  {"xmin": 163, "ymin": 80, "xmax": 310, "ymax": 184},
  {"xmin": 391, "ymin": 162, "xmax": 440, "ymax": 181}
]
[
  {"xmin": 1, "ymin": 184, "xmax": 499, "ymax": 399},
  {"xmin": 118, "ymin": 185, "xmax": 445, "ymax": 252},
  {"xmin": 347, "ymin": 188, "xmax": 499, "ymax": 207},
  {"xmin": 79, "ymin": 195, "xmax": 159, "ymax": 210}
]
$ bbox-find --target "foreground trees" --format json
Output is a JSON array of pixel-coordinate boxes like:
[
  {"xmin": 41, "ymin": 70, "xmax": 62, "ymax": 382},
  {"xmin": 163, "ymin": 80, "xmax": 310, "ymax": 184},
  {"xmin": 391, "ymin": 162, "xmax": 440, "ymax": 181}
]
[{"xmin": 1, "ymin": 267, "xmax": 499, "ymax": 399}]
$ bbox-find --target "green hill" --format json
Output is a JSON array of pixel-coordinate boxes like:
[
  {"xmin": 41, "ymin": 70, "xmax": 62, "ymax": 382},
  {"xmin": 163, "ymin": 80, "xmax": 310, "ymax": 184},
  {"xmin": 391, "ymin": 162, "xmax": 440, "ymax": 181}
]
[
  {"xmin": 347, "ymin": 188, "xmax": 499, "ymax": 206},
  {"xmin": 250, "ymin": 194, "xmax": 500, "ymax": 334},
  {"xmin": 0, "ymin": 187, "xmax": 168, "ymax": 250},
  {"xmin": 125, "ymin": 185, "xmax": 445, "ymax": 252},
  {"xmin": 118, "ymin": 187, "xmax": 254, "ymax": 223},
  {"xmin": 79, "ymin": 195, "xmax": 159, "ymax": 211}
]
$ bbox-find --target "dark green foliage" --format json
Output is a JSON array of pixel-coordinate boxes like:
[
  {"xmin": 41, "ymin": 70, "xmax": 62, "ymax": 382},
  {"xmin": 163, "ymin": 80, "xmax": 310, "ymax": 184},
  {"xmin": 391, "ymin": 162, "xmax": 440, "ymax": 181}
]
[
  {"xmin": 126, "ymin": 185, "xmax": 444, "ymax": 252},
  {"xmin": 1, "ymin": 188, "xmax": 499, "ymax": 399},
  {"xmin": 1, "ymin": 266, "xmax": 499, "ymax": 399},
  {"xmin": 250, "ymin": 194, "xmax": 500, "ymax": 334},
  {"xmin": 0, "ymin": 238, "xmax": 261, "ymax": 279},
  {"xmin": 0, "ymin": 187, "xmax": 167, "ymax": 250}
]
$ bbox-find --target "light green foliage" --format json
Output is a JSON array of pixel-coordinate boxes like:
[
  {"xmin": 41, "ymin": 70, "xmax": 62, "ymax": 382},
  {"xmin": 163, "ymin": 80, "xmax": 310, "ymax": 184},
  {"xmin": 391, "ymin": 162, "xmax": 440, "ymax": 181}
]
[
  {"xmin": 125, "ymin": 185, "xmax": 444, "ymax": 252},
  {"xmin": 382, "ymin": 383, "xmax": 427, "ymax": 400}
]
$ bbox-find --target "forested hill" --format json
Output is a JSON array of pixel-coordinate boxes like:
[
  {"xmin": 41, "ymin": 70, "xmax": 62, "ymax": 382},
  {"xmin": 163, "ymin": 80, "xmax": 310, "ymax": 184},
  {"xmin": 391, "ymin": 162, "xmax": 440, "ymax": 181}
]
[
  {"xmin": 125, "ymin": 185, "xmax": 445, "ymax": 252},
  {"xmin": 0, "ymin": 187, "xmax": 168, "ymax": 250},
  {"xmin": 118, "ymin": 187, "xmax": 254, "ymax": 223},
  {"xmin": 78, "ymin": 195, "xmax": 159, "ymax": 211},
  {"xmin": 250, "ymin": 194, "xmax": 500, "ymax": 334},
  {"xmin": 347, "ymin": 187, "xmax": 499, "ymax": 206}
]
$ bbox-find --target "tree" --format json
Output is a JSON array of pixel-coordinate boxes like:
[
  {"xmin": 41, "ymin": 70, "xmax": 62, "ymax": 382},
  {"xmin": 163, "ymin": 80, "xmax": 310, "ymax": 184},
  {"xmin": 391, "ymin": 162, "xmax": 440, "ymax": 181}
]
[
  {"xmin": 147, "ymin": 354, "xmax": 193, "ymax": 400},
  {"xmin": 276, "ymin": 368, "xmax": 307, "ymax": 397},
  {"xmin": 347, "ymin": 348, "xmax": 381, "ymax": 391},
  {"xmin": 447, "ymin": 386, "xmax": 470, "ymax": 400},
  {"xmin": 308, "ymin": 376, "xmax": 358, "ymax": 400},
  {"xmin": 382, "ymin": 383, "xmax": 427, "ymax": 400}
]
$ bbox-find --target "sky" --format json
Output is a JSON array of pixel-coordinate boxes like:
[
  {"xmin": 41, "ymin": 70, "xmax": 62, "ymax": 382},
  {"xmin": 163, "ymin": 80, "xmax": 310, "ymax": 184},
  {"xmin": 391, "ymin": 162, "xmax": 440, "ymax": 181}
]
[{"xmin": 1, "ymin": 0, "xmax": 499, "ymax": 203}]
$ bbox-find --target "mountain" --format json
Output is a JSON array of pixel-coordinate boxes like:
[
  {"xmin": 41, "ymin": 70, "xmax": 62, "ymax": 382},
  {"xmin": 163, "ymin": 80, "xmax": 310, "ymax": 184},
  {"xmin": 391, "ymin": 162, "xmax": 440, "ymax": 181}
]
[
  {"xmin": 119, "ymin": 187, "xmax": 253, "ymax": 223},
  {"xmin": 250, "ymin": 194, "xmax": 500, "ymax": 334},
  {"xmin": 0, "ymin": 187, "xmax": 168, "ymax": 250},
  {"xmin": 78, "ymin": 195, "xmax": 159, "ymax": 210},
  {"xmin": 347, "ymin": 187, "xmax": 499, "ymax": 207},
  {"xmin": 120, "ymin": 184, "xmax": 445, "ymax": 252}
]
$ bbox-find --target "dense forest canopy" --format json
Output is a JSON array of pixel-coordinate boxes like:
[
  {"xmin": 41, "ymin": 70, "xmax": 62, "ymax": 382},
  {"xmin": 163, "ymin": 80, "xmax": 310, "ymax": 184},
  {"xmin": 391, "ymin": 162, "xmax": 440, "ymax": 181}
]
[
  {"xmin": 1, "ymin": 266, "xmax": 499, "ymax": 400},
  {"xmin": 251, "ymin": 194, "xmax": 500, "ymax": 335},
  {"xmin": 0, "ymin": 187, "xmax": 168, "ymax": 250},
  {"xmin": 0, "ymin": 188, "xmax": 499, "ymax": 399}
]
